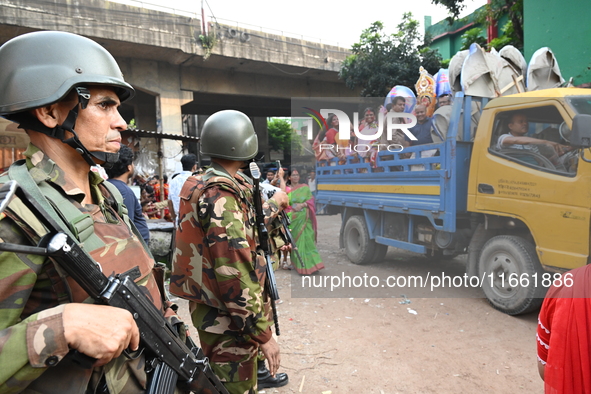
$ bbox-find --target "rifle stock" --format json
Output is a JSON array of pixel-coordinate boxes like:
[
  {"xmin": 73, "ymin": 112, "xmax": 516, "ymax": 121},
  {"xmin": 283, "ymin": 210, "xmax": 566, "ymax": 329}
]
[{"xmin": 258, "ymin": 181, "xmax": 304, "ymax": 271}]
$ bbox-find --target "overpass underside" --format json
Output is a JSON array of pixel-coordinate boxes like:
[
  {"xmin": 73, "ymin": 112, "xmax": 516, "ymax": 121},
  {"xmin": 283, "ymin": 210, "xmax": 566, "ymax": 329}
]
[
  {"xmin": 182, "ymin": 92, "xmax": 290, "ymax": 117},
  {"xmin": 0, "ymin": 0, "xmax": 357, "ymax": 170}
]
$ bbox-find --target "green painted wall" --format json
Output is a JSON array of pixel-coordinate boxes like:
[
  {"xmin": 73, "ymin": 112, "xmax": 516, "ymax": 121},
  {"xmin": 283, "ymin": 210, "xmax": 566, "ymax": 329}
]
[
  {"xmin": 426, "ymin": 7, "xmax": 484, "ymax": 60},
  {"xmin": 427, "ymin": 1, "xmax": 591, "ymax": 84},
  {"xmin": 426, "ymin": 5, "xmax": 508, "ymax": 61},
  {"xmin": 524, "ymin": 0, "xmax": 591, "ymax": 84},
  {"xmin": 427, "ymin": 24, "xmax": 480, "ymax": 60},
  {"xmin": 429, "ymin": 39, "xmax": 452, "ymax": 60}
]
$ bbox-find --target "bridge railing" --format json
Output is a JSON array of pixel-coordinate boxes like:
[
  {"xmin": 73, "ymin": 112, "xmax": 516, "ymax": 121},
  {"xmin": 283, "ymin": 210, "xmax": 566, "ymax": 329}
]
[
  {"xmin": 210, "ymin": 17, "xmax": 344, "ymax": 47},
  {"xmin": 111, "ymin": 0, "xmax": 346, "ymax": 48}
]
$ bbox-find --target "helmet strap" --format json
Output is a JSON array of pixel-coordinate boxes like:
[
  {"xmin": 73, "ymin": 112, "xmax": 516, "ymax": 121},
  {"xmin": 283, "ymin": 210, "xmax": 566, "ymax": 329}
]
[{"xmin": 17, "ymin": 87, "xmax": 120, "ymax": 169}]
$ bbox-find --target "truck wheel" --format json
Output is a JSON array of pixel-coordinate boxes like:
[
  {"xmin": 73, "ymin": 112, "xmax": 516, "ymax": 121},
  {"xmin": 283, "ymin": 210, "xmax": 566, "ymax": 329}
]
[
  {"xmin": 371, "ymin": 243, "xmax": 388, "ymax": 264},
  {"xmin": 466, "ymin": 224, "xmax": 496, "ymax": 277},
  {"xmin": 343, "ymin": 215, "xmax": 378, "ymax": 265},
  {"xmin": 478, "ymin": 235, "xmax": 546, "ymax": 315}
]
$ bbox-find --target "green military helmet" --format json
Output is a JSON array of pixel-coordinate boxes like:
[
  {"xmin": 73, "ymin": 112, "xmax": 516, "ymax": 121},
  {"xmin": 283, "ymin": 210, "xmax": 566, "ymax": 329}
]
[
  {"xmin": 200, "ymin": 110, "xmax": 258, "ymax": 160},
  {"xmin": 0, "ymin": 30, "xmax": 134, "ymax": 116}
]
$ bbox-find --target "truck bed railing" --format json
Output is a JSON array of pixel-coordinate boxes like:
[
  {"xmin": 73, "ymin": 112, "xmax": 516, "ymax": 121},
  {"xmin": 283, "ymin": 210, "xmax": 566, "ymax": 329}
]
[{"xmin": 316, "ymin": 93, "xmax": 488, "ymax": 233}]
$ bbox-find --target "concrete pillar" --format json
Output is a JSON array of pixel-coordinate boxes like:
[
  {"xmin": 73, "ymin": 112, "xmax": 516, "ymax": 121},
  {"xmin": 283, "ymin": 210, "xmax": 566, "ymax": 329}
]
[
  {"xmin": 253, "ymin": 117, "xmax": 270, "ymax": 161},
  {"xmin": 120, "ymin": 58, "xmax": 193, "ymax": 176},
  {"xmin": 132, "ymin": 89, "xmax": 158, "ymax": 130}
]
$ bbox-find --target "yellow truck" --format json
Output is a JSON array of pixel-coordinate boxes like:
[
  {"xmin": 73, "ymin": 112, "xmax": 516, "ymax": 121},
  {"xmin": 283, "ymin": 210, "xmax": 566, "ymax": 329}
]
[{"xmin": 315, "ymin": 88, "xmax": 591, "ymax": 315}]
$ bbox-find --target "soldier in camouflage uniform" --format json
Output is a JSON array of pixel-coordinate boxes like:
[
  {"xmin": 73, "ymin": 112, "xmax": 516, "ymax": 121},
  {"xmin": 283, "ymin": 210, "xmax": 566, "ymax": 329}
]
[
  {"xmin": 0, "ymin": 31, "xmax": 170, "ymax": 393},
  {"xmin": 170, "ymin": 110, "xmax": 289, "ymax": 393}
]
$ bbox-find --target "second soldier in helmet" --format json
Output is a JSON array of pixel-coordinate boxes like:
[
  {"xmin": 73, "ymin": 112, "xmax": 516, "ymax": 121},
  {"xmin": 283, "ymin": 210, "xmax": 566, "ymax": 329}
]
[{"xmin": 171, "ymin": 110, "xmax": 290, "ymax": 393}]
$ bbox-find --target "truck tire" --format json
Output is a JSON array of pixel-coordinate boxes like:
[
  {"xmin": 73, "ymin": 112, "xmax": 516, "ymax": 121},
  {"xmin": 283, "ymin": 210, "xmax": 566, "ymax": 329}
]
[
  {"xmin": 343, "ymin": 215, "xmax": 378, "ymax": 265},
  {"xmin": 478, "ymin": 235, "xmax": 546, "ymax": 315},
  {"xmin": 371, "ymin": 243, "xmax": 388, "ymax": 264},
  {"xmin": 466, "ymin": 224, "xmax": 496, "ymax": 277}
]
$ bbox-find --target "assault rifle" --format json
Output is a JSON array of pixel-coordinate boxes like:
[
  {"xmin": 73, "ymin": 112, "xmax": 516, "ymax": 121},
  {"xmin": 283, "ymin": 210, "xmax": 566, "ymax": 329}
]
[
  {"xmin": 0, "ymin": 181, "xmax": 229, "ymax": 394},
  {"xmin": 276, "ymin": 212, "xmax": 305, "ymax": 271},
  {"xmin": 258, "ymin": 184, "xmax": 304, "ymax": 271},
  {"xmin": 249, "ymin": 162, "xmax": 281, "ymax": 336}
]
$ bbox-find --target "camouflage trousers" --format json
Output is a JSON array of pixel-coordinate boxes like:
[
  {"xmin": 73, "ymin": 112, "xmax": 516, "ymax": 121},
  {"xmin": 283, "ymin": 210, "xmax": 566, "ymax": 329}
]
[{"xmin": 192, "ymin": 306, "xmax": 259, "ymax": 394}]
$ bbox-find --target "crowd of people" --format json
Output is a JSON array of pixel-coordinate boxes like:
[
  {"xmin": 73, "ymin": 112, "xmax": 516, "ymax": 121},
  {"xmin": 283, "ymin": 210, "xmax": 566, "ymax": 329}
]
[
  {"xmin": 0, "ymin": 29, "xmax": 585, "ymax": 394},
  {"xmin": 313, "ymin": 93, "xmax": 453, "ymax": 169},
  {"xmin": 103, "ymin": 151, "xmax": 326, "ymax": 278}
]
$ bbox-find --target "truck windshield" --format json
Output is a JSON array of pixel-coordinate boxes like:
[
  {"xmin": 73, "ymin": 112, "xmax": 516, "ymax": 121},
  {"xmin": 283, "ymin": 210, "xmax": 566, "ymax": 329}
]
[{"xmin": 567, "ymin": 97, "xmax": 591, "ymax": 115}]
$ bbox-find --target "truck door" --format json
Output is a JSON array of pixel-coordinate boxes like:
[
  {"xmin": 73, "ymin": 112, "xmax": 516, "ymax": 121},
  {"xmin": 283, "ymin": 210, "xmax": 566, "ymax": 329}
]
[{"xmin": 470, "ymin": 102, "xmax": 591, "ymax": 270}]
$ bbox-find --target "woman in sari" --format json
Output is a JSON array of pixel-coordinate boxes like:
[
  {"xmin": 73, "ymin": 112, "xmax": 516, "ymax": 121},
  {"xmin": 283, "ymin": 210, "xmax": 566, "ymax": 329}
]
[
  {"xmin": 286, "ymin": 168, "xmax": 325, "ymax": 275},
  {"xmin": 313, "ymin": 113, "xmax": 339, "ymax": 164}
]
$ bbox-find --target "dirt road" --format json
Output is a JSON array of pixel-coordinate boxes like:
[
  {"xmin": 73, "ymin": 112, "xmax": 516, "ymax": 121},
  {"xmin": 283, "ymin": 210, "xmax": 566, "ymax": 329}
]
[{"xmin": 177, "ymin": 214, "xmax": 543, "ymax": 393}]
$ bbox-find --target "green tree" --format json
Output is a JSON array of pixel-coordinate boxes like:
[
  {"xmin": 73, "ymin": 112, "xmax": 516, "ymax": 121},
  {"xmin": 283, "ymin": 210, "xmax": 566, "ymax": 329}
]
[
  {"xmin": 460, "ymin": 27, "xmax": 488, "ymax": 51},
  {"xmin": 339, "ymin": 14, "xmax": 442, "ymax": 97},
  {"xmin": 267, "ymin": 118, "xmax": 302, "ymax": 162},
  {"xmin": 431, "ymin": 0, "xmax": 523, "ymax": 50}
]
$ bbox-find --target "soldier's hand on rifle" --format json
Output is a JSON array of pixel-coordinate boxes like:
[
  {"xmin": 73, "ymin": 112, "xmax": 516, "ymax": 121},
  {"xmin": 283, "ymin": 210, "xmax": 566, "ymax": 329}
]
[
  {"xmin": 260, "ymin": 336, "xmax": 281, "ymax": 377},
  {"xmin": 63, "ymin": 304, "xmax": 140, "ymax": 366},
  {"xmin": 270, "ymin": 190, "xmax": 289, "ymax": 210}
]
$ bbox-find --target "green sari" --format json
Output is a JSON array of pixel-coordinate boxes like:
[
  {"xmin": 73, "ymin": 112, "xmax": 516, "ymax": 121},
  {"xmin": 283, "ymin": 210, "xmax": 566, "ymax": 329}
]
[{"xmin": 287, "ymin": 184, "xmax": 325, "ymax": 275}]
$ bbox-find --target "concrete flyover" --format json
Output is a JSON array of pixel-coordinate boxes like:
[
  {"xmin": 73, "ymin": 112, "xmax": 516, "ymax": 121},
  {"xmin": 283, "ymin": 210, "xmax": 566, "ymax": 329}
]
[{"xmin": 0, "ymin": 0, "xmax": 354, "ymax": 131}]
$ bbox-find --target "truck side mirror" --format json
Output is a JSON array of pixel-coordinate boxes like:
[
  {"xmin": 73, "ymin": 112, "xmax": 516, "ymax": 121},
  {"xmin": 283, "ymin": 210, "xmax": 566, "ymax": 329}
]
[{"xmin": 570, "ymin": 114, "xmax": 591, "ymax": 148}]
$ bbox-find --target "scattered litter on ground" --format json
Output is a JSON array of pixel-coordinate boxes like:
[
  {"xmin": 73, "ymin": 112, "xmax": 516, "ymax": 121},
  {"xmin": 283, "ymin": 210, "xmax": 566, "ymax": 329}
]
[
  {"xmin": 407, "ymin": 308, "xmax": 418, "ymax": 315},
  {"xmin": 298, "ymin": 375, "xmax": 305, "ymax": 392}
]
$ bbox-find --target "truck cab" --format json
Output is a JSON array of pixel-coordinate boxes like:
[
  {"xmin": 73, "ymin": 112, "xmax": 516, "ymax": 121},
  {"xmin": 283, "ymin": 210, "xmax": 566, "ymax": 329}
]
[{"xmin": 467, "ymin": 89, "xmax": 591, "ymax": 313}]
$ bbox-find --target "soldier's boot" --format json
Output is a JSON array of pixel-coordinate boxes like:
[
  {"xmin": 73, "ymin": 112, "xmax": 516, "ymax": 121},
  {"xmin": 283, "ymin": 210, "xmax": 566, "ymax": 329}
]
[{"xmin": 257, "ymin": 360, "xmax": 289, "ymax": 389}]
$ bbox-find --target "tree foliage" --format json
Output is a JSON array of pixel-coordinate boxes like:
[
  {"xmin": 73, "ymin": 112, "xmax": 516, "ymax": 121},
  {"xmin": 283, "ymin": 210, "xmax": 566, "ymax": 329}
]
[
  {"xmin": 267, "ymin": 118, "xmax": 302, "ymax": 157},
  {"xmin": 432, "ymin": 0, "xmax": 523, "ymax": 50},
  {"xmin": 460, "ymin": 27, "xmax": 487, "ymax": 51},
  {"xmin": 339, "ymin": 14, "xmax": 442, "ymax": 97}
]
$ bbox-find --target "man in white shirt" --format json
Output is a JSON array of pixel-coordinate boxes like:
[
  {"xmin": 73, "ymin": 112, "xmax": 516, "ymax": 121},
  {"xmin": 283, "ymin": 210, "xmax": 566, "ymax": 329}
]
[
  {"xmin": 168, "ymin": 154, "xmax": 197, "ymax": 226},
  {"xmin": 496, "ymin": 113, "xmax": 572, "ymax": 170}
]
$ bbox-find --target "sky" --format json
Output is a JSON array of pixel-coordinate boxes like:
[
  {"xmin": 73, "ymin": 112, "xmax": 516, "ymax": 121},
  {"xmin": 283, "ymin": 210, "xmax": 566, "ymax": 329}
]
[{"xmin": 114, "ymin": 0, "xmax": 484, "ymax": 48}]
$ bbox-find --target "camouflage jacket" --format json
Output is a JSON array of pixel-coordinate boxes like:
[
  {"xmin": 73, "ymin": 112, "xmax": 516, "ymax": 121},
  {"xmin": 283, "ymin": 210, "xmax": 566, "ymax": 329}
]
[
  {"xmin": 170, "ymin": 164, "xmax": 282, "ymax": 345},
  {"xmin": 0, "ymin": 144, "xmax": 161, "ymax": 394}
]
